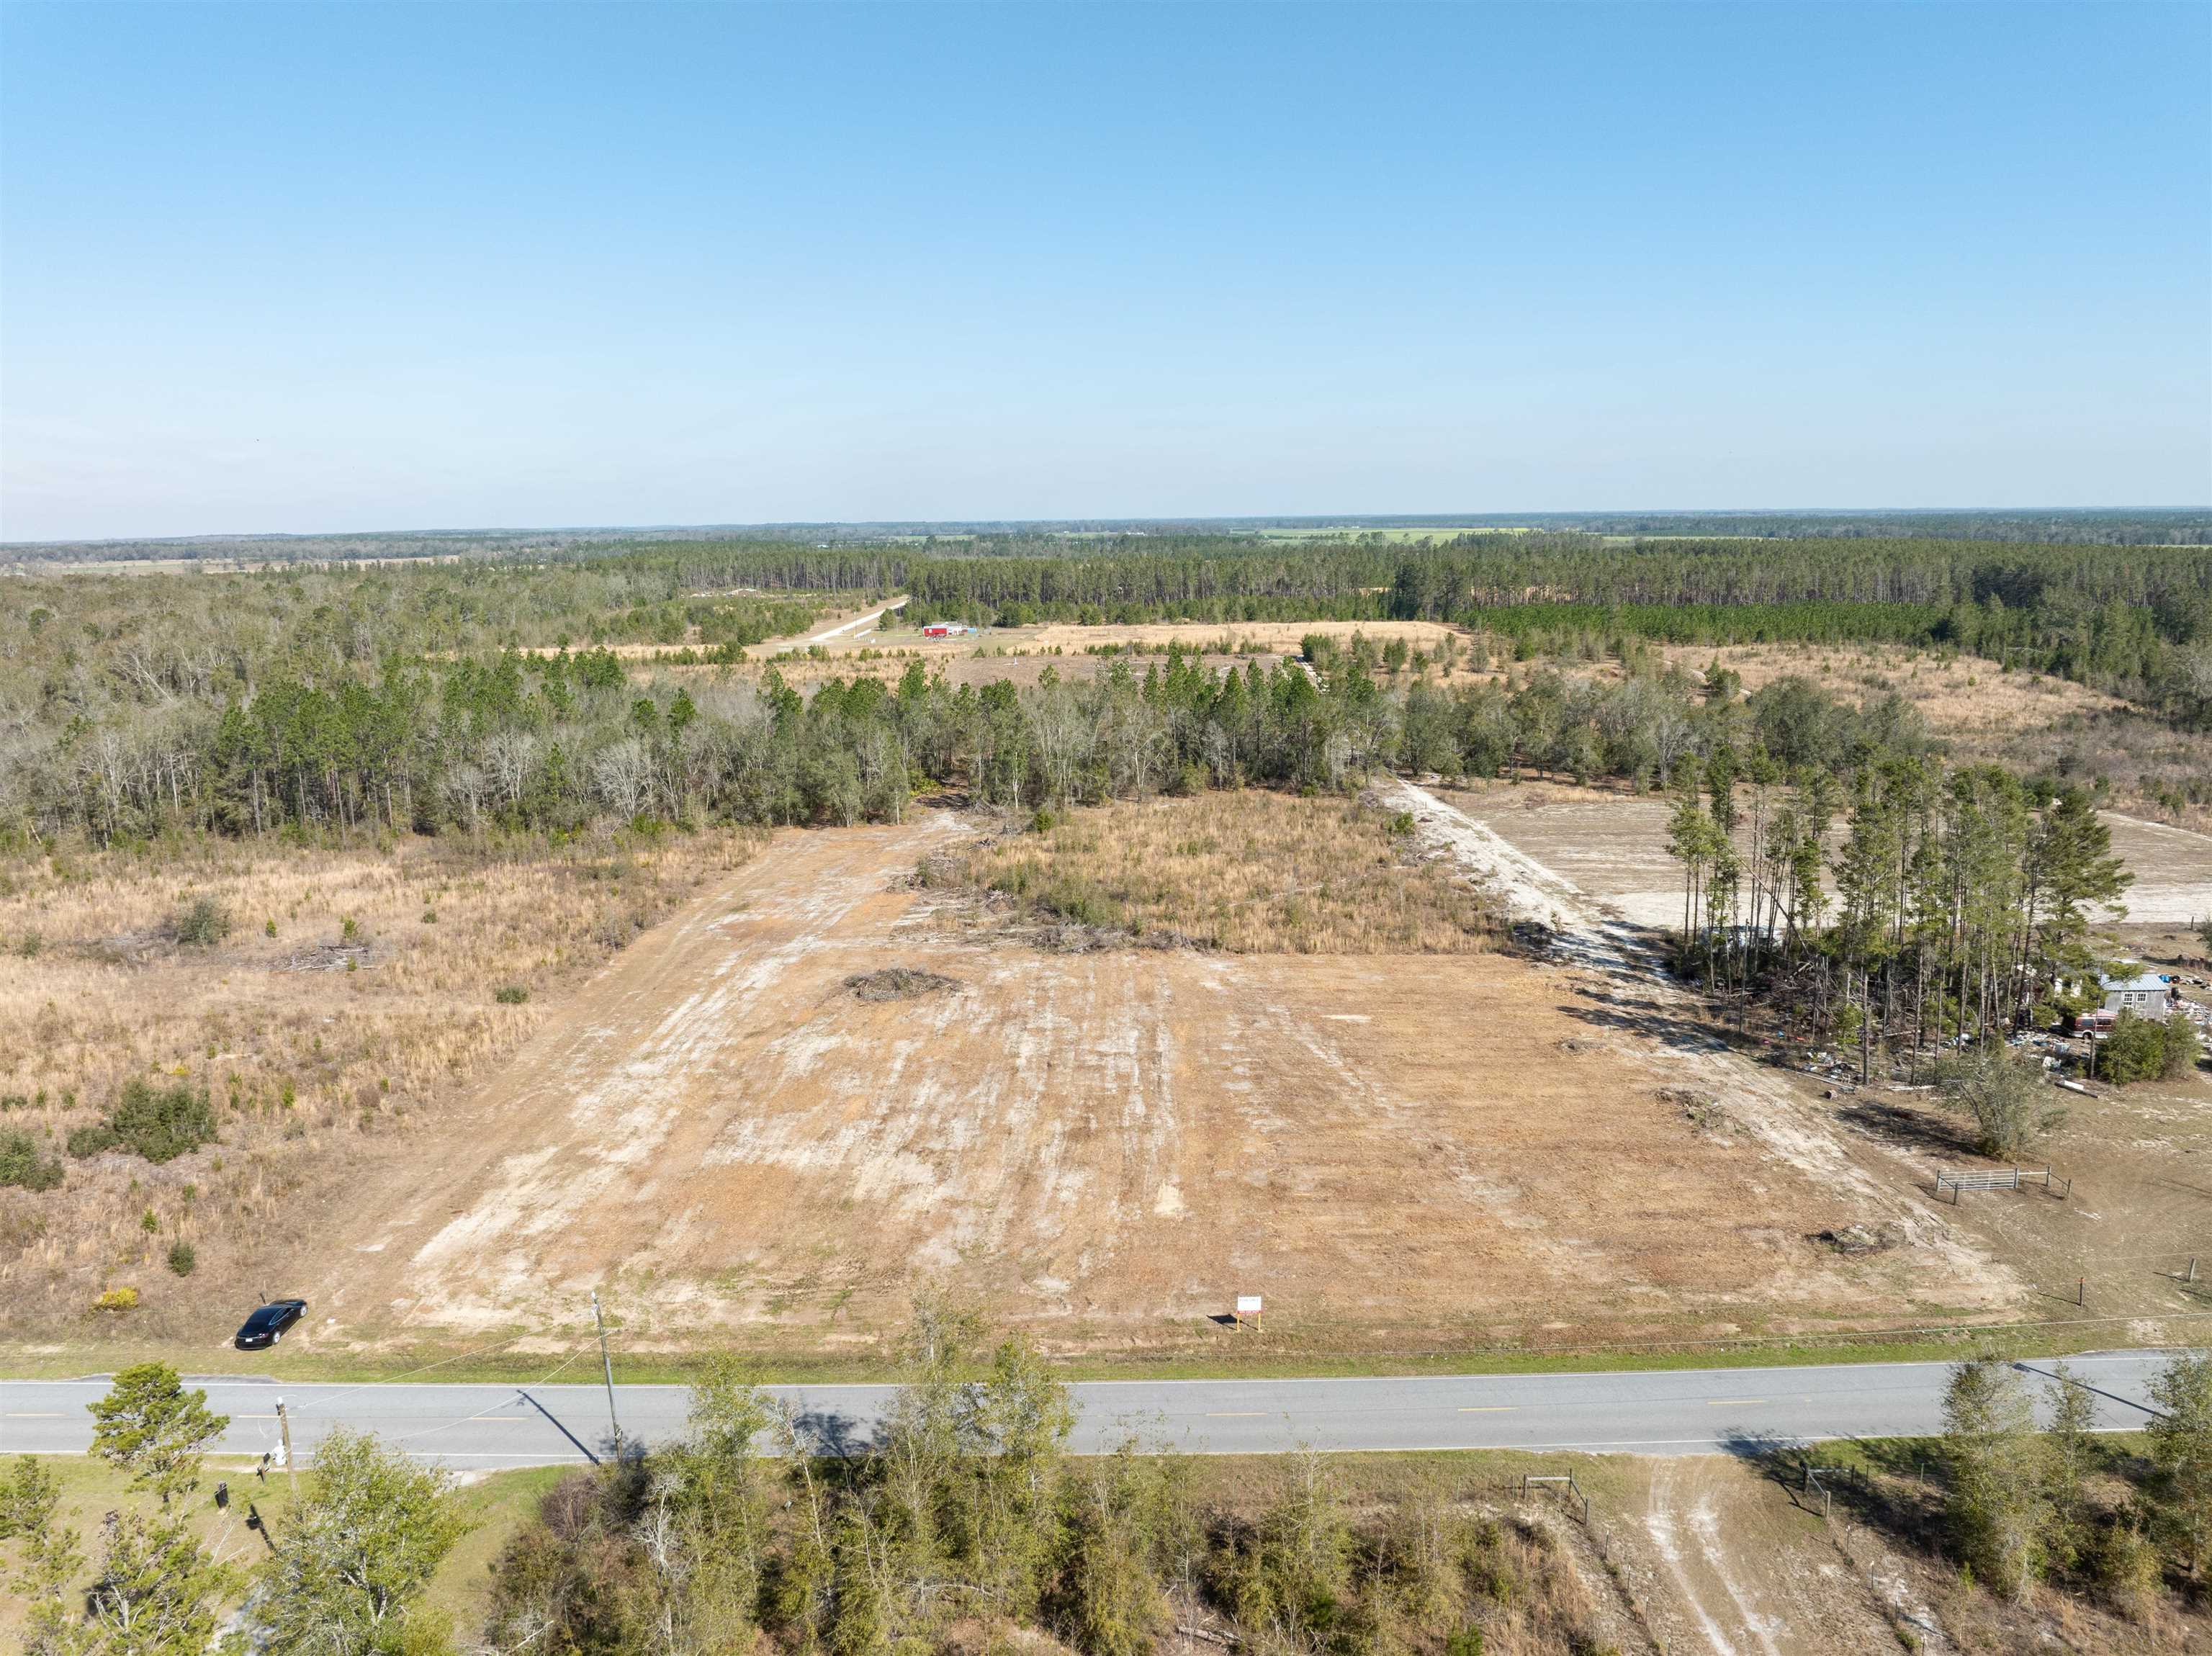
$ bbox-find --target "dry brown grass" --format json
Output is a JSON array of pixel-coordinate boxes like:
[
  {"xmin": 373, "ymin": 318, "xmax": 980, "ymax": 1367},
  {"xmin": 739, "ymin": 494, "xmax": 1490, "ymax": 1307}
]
[
  {"xmin": 1657, "ymin": 642, "xmax": 2124, "ymax": 732},
  {"xmin": 1653, "ymin": 642, "xmax": 2212, "ymax": 831},
  {"xmin": 0, "ymin": 825, "xmax": 757, "ymax": 1337},
  {"xmin": 1026, "ymin": 618, "xmax": 1460, "ymax": 654},
  {"xmin": 944, "ymin": 789, "xmax": 1498, "ymax": 953},
  {"xmin": 653, "ymin": 618, "xmax": 1460, "ymax": 690}
]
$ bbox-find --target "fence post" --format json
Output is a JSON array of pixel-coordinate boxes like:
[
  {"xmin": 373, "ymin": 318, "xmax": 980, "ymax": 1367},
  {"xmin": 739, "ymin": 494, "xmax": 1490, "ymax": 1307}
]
[
  {"xmin": 2190, "ymin": 1256, "xmax": 2200, "ymax": 1285},
  {"xmin": 2078, "ymin": 1277, "xmax": 2086, "ymax": 1308}
]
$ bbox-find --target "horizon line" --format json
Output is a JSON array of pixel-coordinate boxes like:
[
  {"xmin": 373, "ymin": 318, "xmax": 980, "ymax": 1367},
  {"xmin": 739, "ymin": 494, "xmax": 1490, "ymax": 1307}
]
[{"xmin": 9, "ymin": 503, "xmax": 2210, "ymax": 552}]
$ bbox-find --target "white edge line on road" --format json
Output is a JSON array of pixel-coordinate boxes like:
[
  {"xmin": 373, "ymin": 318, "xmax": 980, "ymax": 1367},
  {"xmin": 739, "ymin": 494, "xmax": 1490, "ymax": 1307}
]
[{"xmin": 4, "ymin": 1352, "xmax": 2179, "ymax": 1402}]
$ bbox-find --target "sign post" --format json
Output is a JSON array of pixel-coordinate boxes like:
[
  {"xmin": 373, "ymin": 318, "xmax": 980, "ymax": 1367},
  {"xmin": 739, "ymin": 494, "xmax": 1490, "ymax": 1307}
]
[{"xmin": 1234, "ymin": 1294, "xmax": 1262, "ymax": 1330}]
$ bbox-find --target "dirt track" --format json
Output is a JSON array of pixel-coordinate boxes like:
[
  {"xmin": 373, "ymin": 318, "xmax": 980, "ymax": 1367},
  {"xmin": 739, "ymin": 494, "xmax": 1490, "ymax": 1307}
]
[{"xmin": 307, "ymin": 807, "xmax": 1979, "ymax": 1356}]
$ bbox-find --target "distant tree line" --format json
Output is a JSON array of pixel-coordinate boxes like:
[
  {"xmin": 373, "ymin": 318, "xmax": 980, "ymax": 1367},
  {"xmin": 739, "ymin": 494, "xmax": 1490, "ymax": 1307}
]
[
  {"xmin": 588, "ymin": 536, "xmax": 2212, "ymax": 719},
  {"xmin": 12, "ymin": 506, "xmax": 2203, "ymax": 567},
  {"xmin": 1486, "ymin": 508, "xmax": 2212, "ymax": 545},
  {"xmin": 10, "ymin": 540, "xmax": 2207, "ymax": 801}
]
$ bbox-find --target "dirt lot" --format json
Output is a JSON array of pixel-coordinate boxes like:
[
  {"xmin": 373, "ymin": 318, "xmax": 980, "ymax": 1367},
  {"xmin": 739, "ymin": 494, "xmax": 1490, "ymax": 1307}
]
[
  {"xmin": 243, "ymin": 796, "xmax": 2010, "ymax": 1365},
  {"xmin": 12, "ymin": 774, "xmax": 2199, "ymax": 1372}
]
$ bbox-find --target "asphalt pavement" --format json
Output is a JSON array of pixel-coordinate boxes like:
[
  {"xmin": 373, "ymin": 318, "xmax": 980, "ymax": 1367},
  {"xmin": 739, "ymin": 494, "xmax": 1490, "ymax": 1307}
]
[{"xmin": 0, "ymin": 1351, "xmax": 2180, "ymax": 1470}]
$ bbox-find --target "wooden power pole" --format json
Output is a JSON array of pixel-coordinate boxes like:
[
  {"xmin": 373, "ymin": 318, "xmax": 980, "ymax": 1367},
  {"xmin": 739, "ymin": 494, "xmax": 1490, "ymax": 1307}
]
[{"xmin": 592, "ymin": 1291, "xmax": 621, "ymax": 1454}]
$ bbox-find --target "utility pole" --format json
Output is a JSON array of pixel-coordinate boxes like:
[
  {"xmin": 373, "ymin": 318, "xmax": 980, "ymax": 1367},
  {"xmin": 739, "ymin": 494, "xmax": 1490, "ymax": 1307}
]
[
  {"xmin": 592, "ymin": 1290, "xmax": 621, "ymax": 1454},
  {"xmin": 274, "ymin": 1398, "xmax": 297, "ymax": 1495}
]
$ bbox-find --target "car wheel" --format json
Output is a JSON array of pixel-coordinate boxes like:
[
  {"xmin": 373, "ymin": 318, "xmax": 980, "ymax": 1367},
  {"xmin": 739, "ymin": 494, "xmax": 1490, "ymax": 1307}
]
[{"xmin": 274, "ymin": 1330, "xmax": 282, "ymax": 1343}]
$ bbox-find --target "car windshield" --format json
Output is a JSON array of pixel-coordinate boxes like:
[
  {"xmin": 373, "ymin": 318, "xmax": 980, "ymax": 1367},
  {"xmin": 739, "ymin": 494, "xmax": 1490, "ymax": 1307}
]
[{"xmin": 243, "ymin": 1306, "xmax": 285, "ymax": 1329}]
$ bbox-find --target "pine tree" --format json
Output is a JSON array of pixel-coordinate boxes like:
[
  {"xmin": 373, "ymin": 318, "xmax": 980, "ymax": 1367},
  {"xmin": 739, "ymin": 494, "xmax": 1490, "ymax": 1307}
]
[{"xmin": 1942, "ymin": 1356, "xmax": 2050, "ymax": 1598}]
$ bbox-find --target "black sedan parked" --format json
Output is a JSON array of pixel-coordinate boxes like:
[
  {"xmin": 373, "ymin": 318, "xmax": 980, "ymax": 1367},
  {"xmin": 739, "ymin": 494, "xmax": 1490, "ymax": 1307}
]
[{"xmin": 233, "ymin": 1299, "xmax": 307, "ymax": 1350}]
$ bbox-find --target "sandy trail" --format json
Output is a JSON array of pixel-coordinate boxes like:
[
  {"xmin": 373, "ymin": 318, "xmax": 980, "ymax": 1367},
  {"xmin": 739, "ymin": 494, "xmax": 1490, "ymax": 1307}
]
[
  {"xmin": 804, "ymin": 597, "xmax": 907, "ymax": 643},
  {"xmin": 306, "ymin": 800, "xmax": 1954, "ymax": 1351},
  {"xmin": 1635, "ymin": 1458, "xmax": 1905, "ymax": 1656}
]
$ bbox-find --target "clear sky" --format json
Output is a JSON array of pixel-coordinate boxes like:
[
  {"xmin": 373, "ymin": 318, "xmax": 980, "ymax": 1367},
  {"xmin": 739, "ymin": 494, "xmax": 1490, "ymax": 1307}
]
[{"xmin": 3, "ymin": 1, "xmax": 2207, "ymax": 541}]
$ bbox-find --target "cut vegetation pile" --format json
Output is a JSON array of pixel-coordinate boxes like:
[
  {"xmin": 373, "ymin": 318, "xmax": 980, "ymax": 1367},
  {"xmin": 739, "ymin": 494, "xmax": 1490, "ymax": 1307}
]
[
  {"xmin": 940, "ymin": 791, "xmax": 1500, "ymax": 953},
  {"xmin": 845, "ymin": 967, "xmax": 961, "ymax": 1002}
]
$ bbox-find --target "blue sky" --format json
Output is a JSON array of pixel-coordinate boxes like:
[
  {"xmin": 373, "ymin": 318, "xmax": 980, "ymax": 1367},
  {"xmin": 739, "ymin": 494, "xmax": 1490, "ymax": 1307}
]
[{"xmin": 3, "ymin": 2, "xmax": 2206, "ymax": 540}]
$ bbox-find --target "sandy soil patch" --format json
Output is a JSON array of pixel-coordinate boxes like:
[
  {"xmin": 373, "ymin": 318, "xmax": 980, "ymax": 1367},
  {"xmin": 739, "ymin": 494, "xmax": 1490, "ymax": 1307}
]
[
  {"xmin": 2099, "ymin": 812, "xmax": 2212, "ymax": 925},
  {"xmin": 1597, "ymin": 1455, "xmax": 1929, "ymax": 1656}
]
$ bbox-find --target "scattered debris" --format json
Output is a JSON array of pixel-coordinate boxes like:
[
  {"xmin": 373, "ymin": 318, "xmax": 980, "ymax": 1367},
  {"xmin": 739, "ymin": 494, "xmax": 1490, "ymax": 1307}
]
[
  {"xmin": 1812, "ymin": 1223, "xmax": 1907, "ymax": 1256},
  {"xmin": 1022, "ymin": 922, "xmax": 1202, "ymax": 954},
  {"xmin": 844, "ymin": 968, "xmax": 961, "ymax": 1003},
  {"xmin": 275, "ymin": 943, "xmax": 379, "ymax": 973},
  {"xmin": 1658, "ymin": 1087, "xmax": 1730, "ymax": 1134}
]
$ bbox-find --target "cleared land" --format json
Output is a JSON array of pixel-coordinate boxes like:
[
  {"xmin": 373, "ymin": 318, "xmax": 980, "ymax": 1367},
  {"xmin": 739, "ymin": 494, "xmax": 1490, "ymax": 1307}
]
[
  {"xmin": 9, "ymin": 775, "xmax": 2201, "ymax": 1372},
  {"xmin": 628, "ymin": 610, "xmax": 1466, "ymax": 691},
  {"xmin": 208, "ymin": 791, "xmax": 2011, "ymax": 1367},
  {"xmin": 1651, "ymin": 641, "xmax": 2212, "ymax": 834},
  {"xmin": 945, "ymin": 792, "xmax": 1498, "ymax": 952}
]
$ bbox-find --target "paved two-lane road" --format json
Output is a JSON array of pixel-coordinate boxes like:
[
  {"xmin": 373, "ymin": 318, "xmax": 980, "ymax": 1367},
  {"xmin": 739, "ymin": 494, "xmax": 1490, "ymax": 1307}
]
[{"xmin": 0, "ymin": 1352, "xmax": 2178, "ymax": 1470}]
